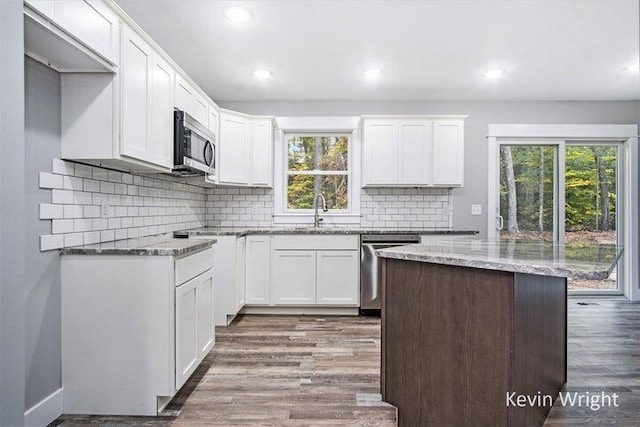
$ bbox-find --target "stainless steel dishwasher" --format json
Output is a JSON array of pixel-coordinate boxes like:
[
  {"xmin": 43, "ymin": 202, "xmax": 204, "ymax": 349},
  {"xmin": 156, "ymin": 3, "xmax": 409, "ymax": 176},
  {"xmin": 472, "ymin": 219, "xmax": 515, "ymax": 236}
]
[{"xmin": 360, "ymin": 234, "xmax": 421, "ymax": 315}]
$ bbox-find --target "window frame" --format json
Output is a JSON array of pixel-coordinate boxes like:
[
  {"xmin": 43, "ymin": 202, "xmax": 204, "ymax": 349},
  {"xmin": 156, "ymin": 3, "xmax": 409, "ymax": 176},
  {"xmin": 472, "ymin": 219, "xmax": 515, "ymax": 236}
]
[
  {"xmin": 284, "ymin": 132, "xmax": 351, "ymax": 213},
  {"xmin": 272, "ymin": 117, "xmax": 362, "ymax": 226}
]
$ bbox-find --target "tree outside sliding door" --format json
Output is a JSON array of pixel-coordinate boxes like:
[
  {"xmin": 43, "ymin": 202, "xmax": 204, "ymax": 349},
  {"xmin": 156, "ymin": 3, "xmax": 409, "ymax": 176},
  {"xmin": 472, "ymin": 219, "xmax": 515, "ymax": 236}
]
[
  {"xmin": 498, "ymin": 142, "xmax": 621, "ymax": 293},
  {"xmin": 564, "ymin": 145, "xmax": 619, "ymax": 292},
  {"xmin": 499, "ymin": 145, "xmax": 557, "ymax": 241}
]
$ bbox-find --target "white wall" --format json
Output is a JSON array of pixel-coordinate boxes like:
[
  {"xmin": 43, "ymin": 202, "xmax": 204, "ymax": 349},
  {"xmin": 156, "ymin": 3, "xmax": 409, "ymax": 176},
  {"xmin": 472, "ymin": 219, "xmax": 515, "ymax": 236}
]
[
  {"xmin": 219, "ymin": 100, "xmax": 640, "ymax": 237},
  {"xmin": 0, "ymin": 1, "xmax": 26, "ymax": 425},
  {"xmin": 25, "ymin": 58, "xmax": 62, "ymax": 412}
]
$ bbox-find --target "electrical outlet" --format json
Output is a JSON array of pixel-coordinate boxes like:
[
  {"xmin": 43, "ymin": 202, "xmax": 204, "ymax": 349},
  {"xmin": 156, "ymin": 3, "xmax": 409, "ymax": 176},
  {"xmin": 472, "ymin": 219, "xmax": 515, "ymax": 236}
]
[
  {"xmin": 101, "ymin": 202, "xmax": 110, "ymax": 218},
  {"xmin": 471, "ymin": 204, "xmax": 482, "ymax": 216},
  {"xmin": 251, "ymin": 203, "xmax": 260, "ymax": 215},
  {"xmin": 374, "ymin": 206, "xmax": 384, "ymax": 215}
]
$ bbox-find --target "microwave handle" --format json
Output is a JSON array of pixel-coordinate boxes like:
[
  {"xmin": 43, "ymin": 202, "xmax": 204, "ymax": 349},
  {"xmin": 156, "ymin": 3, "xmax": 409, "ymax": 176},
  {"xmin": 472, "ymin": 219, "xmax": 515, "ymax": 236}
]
[{"xmin": 203, "ymin": 141, "xmax": 214, "ymax": 167}]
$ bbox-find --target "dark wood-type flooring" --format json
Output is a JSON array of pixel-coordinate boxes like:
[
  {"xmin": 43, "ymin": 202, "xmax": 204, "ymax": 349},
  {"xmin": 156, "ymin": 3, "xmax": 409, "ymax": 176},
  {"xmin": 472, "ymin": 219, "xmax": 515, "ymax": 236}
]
[{"xmin": 52, "ymin": 299, "xmax": 638, "ymax": 427}]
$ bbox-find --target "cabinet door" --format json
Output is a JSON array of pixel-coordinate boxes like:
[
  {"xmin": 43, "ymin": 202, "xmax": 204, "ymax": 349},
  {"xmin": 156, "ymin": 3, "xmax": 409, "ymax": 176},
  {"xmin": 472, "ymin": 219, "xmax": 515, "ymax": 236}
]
[
  {"xmin": 53, "ymin": 1, "xmax": 119, "ymax": 65},
  {"xmin": 175, "ymin": 278, "xmax": 198, "ymax": 389},
  {"xmin": 363, "ymin": 120, "xmax": 398, "ymax": 186},
  {"xmin": 219, "ymin": 113, "xmax": 250, "ymax": 184},
  {"xmin": 398, "ymin": 120, "xmax": 431, "ymax": 185},
  {"xmin": 251, "ymin": 120, "xmax": 273, "ymax": 187},
  {"xmin": 272, "ymin": 251, "xmax": 316, "ymax": 305},
  {"xmin": 148, "ymin": 54, "xmax": 175, "ymax": 168},
  {"xmin": 175, "ymin": 75, "xmax": 194, "ymax": 115},
  {"xmin": 192, "ymin": 93, "xmax": 209, "ymax": 127},
  {"xmin": 236, "ymin": 237, "xmax": 246, "ymax": 310},
  {"xmin": 316, "ymin": 251, "xmax": 359, "ymax": 305},
  {"xmin": 120, "ymin": 26, "xmax": 152, "ymax": 163},
  {"xmin": 432, "ymin": 121, "xmax": 464, "ymax": 186},
  {"xmin": 208, "ymin": 105, "xmax": 219, "ymax": 136},
  {"xmin": 245, "ymin": 236, "xmax": 271, "ymax": 305},
  {"xmin": 196, "ymin": 273, "xmax": 215, "ymax": 361}
]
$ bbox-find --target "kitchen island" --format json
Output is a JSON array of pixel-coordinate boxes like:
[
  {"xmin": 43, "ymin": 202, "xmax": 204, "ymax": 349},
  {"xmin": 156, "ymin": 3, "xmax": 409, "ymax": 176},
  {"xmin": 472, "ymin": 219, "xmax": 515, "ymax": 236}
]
[{"xmin": 376, "ymin": 239, "xmax": 621, "ymax": 427}]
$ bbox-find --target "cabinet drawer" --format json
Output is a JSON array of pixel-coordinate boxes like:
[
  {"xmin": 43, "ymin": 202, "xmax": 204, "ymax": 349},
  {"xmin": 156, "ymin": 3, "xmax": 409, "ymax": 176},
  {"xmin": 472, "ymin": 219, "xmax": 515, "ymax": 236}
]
[
  {"xmin": 175, "ymin": 247, "xmax": 214, "ymax": 285},
  {"xmin": 271, "ymin": 235, "xmax": 359, "ymax": 250}
]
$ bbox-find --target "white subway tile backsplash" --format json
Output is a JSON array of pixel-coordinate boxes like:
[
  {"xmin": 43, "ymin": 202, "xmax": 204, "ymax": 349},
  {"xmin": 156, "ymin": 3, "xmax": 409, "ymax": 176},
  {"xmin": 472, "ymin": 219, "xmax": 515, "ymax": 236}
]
[
  {"xmin": 64, "ymin": 233, "xmax": 84, "ymax": 247},
  {"xmin": 83, "ymin": 178, "xmax": 101, "ymax": 192},
  {"xmin": 74, "ymin": 164, "xmax": 93, "ymax": 178},
  {"xmin": 40, "ymin": 234, "xmax": 64, "ymax": 251},
  {"xmin": 52, "ymin": 219, "xmax": 74, "ymax": 234},
  {"xmin": 73, "ymin": 218, "xmax": 92, "ymax": 232},
  {"xmin": 62, "ymin": 176, "xmax": 83, "ymax": 190},
  {"xmin": 52, "ymin": 159, "xmax": 74, "ymax": 176},
  {"xmin": 83, "ymin": 231, "xmax": 101, "ymax": 245},
  {"xmin": 83, "ymin": 205, "xmax": 100, "ymax": 218},
  {"xmin": 39, "ymin": 172, "xmax": 63, "ymax": 189},
  {"xmin": 40, "ymin": 203, "xmax": 63, "ymax": 219},
  {"xmin": 39, "ymin": 160, "xmax": 207, "ymax": 250},
  {"xmin": 63, "ymin": 205, "xmax": 83, "ymax": 219}
]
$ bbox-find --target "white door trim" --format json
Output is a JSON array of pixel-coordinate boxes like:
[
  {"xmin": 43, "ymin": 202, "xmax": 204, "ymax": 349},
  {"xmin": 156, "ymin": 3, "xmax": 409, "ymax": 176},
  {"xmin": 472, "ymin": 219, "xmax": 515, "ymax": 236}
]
[{"xmin": 487, "ymin": 124, "xmax": 638, "ymax": 301}]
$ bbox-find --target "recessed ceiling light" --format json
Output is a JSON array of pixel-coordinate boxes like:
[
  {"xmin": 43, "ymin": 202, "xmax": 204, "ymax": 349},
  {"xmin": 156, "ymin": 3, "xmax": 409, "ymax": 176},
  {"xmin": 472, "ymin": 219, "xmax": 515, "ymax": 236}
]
[
  {"xmin": 484, "ymin": 69, "xmax": 505, "ymax": 79},
  {"xmin": 363, "ymin": 69, "xmax": 382, "ymax": 80},
  {"xmin": 625, "ymin": 62, "xmax": 639, "ymax": 72},
  {"xmin": 224, "ymin": 6, "xmax": 252, "ymax": 23},
  {"xmin": 253, "ymin": 69, "xmax": 271, "ymax": 80}
]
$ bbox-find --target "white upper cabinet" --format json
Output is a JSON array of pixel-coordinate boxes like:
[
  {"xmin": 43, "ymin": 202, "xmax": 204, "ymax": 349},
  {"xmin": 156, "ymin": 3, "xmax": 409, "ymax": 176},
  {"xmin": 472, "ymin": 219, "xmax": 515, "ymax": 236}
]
[
  {"xmin": 120, "ymin": 25, "xmax": 174, "ymax": 169},
  {"xmin": 25, "ymin": 0, "xmax": 119, "ymax": 67},
  {"xmin": 54, "ymin": 1, "xmax": 119, "ymax": 65},
  {"xmin": 175, "ymin": 75, "xmax": 195, "ymax": 115},
  {"xmin": 148, "ymin": 54, "xmax": 175, "ymax": 168},
  {"xmin": 363, "ymin": 120, "xmax": 398, "ymax": 185},
  {"xmin": 362, "ymin": 116, "xmax": 465, "ymax": 187},
  {"xmin": 432, "ymin": 121, "xmax": 464, "ymax": 186},
  {"xmin": 120, "ymin": 27, "xmax": 152, "ymax": 163},
  {"xmin": 219, "ymin": 111, "xmax": 274, "ymax": 187},
  {"xmin": 398, "ymin": 120, "xmax": 431, "ymax": 185},
  {"xmin": 174, "ymin": 75, "xmax": 209, "ymax": 126},
  {"xmin": 251, "ymin": 119, "xmax": 274, "ymax": 187},
  {"xmin": 193, "ymin": 92, "xmax": 209, "ymax": 127},
  {"xmin": 219, "ymin": 112, "xmax": 251, "ymax": 185}
]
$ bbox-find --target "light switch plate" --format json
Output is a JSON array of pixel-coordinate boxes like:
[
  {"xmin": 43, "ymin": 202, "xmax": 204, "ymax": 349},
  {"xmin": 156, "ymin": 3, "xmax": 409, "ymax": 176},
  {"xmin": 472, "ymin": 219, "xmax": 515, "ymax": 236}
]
[{"xmin": 471, "ymin": 204, "xmax": 482, "ymax": 216}]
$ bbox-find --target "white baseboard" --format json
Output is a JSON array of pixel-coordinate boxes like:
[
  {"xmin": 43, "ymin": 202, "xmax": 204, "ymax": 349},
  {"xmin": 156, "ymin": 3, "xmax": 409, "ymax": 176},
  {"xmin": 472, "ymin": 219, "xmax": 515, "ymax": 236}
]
[
  {"xmin": 24, "ymin": 387, "xmax": 63, "ymax": 427},
  {"xmin": 241, "ymin": 306, "xmax": 359, "ymax": 316}
]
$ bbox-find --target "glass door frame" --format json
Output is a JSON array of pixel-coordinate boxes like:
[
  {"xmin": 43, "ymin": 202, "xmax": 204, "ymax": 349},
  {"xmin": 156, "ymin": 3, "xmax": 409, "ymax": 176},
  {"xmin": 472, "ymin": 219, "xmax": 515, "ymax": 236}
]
[{"xmin": 486, "ymin": 124, "xmax": 638, "ymax": 301}]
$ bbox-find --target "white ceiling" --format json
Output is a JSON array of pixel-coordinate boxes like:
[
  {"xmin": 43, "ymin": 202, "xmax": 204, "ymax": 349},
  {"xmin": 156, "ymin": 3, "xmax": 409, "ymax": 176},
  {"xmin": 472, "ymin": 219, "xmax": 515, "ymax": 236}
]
[{"xmin": 114, "ymin": 0, "xmax": 639, "ymax": 102}]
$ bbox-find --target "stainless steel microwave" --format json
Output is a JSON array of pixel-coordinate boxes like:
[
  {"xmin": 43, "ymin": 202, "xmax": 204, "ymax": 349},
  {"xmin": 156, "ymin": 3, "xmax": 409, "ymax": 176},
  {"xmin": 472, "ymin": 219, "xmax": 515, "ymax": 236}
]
[{"xmin": 173, "ymin": 109, "xmax": 216, "ymax": 177}]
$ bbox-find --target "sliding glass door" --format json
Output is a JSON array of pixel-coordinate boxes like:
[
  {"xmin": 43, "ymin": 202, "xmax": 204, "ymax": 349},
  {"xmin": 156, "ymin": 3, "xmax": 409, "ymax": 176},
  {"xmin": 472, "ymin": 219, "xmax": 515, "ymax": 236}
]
[{"xmin": 496, "ymin": 141, "xmax": 622, "ymax": 294}]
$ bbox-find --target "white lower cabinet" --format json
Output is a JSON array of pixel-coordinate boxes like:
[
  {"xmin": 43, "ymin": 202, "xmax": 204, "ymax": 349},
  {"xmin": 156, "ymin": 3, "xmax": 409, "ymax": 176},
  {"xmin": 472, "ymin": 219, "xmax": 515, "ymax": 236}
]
[
  {"xmin": 272, "ymin": 250, "xmax": 317, "ymax": 305},
  {"xmin": 61, "ymin": 247, "xmax": 215, "ymax": 416},
  {"xmin": 245, "ymin": 236, "xmax": 271, "ymax": 305},
  {"xmin": 236, "ymin": 236, "xmax": 247, "ymax": 310},
  {"xmin": 316, "ymin": 250, "xmax": 359, "ymax": 305},
  {"xmin": 245, "ymin": 235, "xmax": 360, "ymax": 307},
  {"xmin": 212, "ymin": 235, "xmax": 246, "ymax": 325},
  {"xmin": 175, "ymin": 272, "xmax": 214, "ymax": 390},
  {"xmin": 175, "ymin": 278, "xmax": 198, "ymax": 389}
]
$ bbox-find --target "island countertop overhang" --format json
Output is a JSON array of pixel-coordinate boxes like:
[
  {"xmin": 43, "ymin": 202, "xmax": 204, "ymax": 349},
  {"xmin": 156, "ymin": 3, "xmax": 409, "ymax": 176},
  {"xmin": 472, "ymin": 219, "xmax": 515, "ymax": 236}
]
[{"xmin": 376, "ymin": 239, "xmax": 622, "ymax": 280}]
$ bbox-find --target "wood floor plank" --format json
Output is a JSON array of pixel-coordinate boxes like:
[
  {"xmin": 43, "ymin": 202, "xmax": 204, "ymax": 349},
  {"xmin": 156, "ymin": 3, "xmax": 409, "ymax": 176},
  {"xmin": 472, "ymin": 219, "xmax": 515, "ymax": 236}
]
[{"xmin": 52, "ymin": 299, "xmax": 637, "ymax": 427}]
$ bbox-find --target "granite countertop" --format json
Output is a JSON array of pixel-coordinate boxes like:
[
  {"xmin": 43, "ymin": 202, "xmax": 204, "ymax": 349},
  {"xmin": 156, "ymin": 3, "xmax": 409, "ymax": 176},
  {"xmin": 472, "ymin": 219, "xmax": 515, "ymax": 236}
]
[
  {"xmin": 376, "ymin": 238, "xmax": 622, "ymax": 280},
  {"xmin": 60, "ymin": 234, "xmax": 217, "ymax": 256},
  {"xmin": 174, "ymin": 227, "xmax": 478, "ymax": 237}
]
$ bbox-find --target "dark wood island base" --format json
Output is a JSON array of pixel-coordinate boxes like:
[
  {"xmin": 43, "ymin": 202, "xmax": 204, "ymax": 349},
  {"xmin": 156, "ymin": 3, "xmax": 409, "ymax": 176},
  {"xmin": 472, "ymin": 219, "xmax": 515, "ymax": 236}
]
[{"xmin": 381, "ymin": 259, "xmax": 567, "ymax": 427}]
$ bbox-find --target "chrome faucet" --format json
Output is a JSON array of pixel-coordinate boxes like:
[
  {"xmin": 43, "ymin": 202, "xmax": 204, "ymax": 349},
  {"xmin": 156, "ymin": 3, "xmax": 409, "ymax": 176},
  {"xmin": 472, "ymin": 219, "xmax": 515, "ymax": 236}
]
[{"xmin": 314, "ymin": 194, "xmax": 328, "ymax": 228}]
